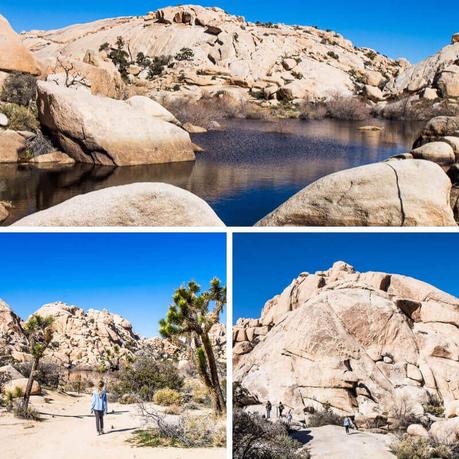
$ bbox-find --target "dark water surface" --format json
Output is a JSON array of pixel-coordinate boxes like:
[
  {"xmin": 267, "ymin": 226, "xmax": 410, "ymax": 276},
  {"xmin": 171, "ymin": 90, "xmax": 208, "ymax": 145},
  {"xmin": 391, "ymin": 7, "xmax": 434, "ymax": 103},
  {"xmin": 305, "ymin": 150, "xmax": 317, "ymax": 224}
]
[{"xmin": 0, "ymin": 119, "xmax": 424, "ymax": 226}]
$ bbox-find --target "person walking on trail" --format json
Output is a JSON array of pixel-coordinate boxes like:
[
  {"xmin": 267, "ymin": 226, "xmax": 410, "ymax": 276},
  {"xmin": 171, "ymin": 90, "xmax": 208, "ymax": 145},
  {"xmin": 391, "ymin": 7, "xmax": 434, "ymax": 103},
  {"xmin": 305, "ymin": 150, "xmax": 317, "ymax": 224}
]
[
  {"xmin": 286, "ymin": 409, "xmax": 293, "ymax": 426},
  {"xmin": 266, "ymin": 400, "xmax": 272, "ymax": 419},
  {"xmin": 343, "ymin": 416, "xmax": 355, "ymax": 435},
  {"xmin": 278, "ymin": 401, "xmax": 285, "ymax": 418},
  {"xmin": 91, "ymin": 381, "xmax": 108, "ymax": 435}
]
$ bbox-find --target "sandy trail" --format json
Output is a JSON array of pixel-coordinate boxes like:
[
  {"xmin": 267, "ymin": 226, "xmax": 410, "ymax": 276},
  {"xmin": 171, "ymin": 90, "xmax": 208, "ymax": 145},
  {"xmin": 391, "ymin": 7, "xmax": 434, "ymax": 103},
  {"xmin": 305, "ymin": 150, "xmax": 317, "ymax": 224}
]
[
  {"xmin": 294, "ymin": 425, "xmax": 396, "ymax": 459},
  {"xmin": 0, "ymin": 391, "xmax": 226, "ymax": 459}
]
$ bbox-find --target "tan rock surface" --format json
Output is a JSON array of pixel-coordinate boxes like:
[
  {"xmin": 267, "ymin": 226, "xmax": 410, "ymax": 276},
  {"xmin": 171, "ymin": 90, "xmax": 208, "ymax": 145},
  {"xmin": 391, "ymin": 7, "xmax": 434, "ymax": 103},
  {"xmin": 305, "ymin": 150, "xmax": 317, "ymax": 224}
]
[
  {"xmin": 233, "ymin": 262, "xmax": 459, "ymax": 421},
  {"xmin": 12, "ymin": 183, "xmax": 225, "ymax": 227},
  {"xmin": 3, "ymin": 378, "xmax": 41, "ymax": 395},
  {"xmin": 0, "ymin": 130, "xmax": 25, "ymax": 163},
  {"xmin": 0, "ymin": 15, "xmax": 41, "ymax": 75},
  {"xmin": 256, "ymin": 160, "xmax": 456, "ymax": 227},
  {"xmin": 36, "ymin": 81, "xmax": 195, "ymax": 166}
]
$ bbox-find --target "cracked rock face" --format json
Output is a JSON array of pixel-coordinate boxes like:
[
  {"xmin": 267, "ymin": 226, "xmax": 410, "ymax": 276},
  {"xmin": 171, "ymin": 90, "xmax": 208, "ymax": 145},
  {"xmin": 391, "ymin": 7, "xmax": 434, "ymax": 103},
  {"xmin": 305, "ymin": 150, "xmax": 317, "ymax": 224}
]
[
  {"xmin": 233, "ymin": 262, "xmax": 459, "ymax": 421},
  {"xmin": 36, "ymin": 81, "xmax": 195, "ymax": 166},
  {"xmin": 256, "ymin": 159, "xmax": 456, "ymax": 226},
  {"xmin": 20, "ymin": 5, "xmax": 404, "ymax": 102}
]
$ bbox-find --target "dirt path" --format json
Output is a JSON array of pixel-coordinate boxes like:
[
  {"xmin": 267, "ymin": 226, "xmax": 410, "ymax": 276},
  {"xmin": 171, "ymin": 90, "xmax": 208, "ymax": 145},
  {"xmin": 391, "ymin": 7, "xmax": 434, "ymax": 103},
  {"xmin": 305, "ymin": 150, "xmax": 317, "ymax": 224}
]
[
  {"xmin": 0, "ymin": 391, "xmax": 225, "ymax": 459},
  {"xmin": 293, "ymin": 425, "xmax": 396, "ymax": 459}
]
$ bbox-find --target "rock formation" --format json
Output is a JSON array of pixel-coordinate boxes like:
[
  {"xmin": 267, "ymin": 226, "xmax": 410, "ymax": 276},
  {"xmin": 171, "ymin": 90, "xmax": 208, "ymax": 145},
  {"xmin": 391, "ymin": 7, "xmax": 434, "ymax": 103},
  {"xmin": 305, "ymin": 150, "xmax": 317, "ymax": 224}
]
[
  {"xmin": 12, "ymin": 182, "xmax": 225, "ymax": 227},
  {"xmin": 0, "ymin": 300, "xmax": 226, "ymax": 371},
  {"xmin": 36, "ymin": 81, "xmax": 195, "ymax": 166},
  {"xmin": 385, "ymin": 34, "xmax": 459, "ymax": 99},
  {"xmin": 256, "ymin": 159, "xmax": 456, "ymax": 226},
  {"xmin": 0, "ymin": 15, "xmax": 41, "ymax": 75},
  {"xmin": 233, "ymin": 262, "xmax": 459, "ymax": 428},
  {"xmin": 20, "ymin": 5, "xmax": 405, "ymax": 104}
]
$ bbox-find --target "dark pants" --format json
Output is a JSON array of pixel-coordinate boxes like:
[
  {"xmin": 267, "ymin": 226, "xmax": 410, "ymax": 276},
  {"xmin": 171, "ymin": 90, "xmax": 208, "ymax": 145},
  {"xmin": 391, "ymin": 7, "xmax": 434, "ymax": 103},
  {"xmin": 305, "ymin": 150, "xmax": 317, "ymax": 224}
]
[
  {"xmin": 94, "ymin": 410, "xmax": 104, "ymax": 433},
  {"xmin": 345, "ymin": 425, "xmax": 350, "ymax": 434},
  {"xmin": 267, "ymin": 409, "xmax": 271, "ymax": 419}
]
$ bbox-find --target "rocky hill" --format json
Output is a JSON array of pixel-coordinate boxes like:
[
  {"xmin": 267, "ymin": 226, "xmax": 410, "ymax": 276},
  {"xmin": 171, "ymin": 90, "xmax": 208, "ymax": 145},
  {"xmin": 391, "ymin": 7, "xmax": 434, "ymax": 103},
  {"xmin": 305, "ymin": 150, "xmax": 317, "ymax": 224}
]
[
  {"xmin": 233, "ymin": 261, "xmax": 459, "ymax": 435},
  {"xmin": 0, "ymin": 300, "xmax": 226, "ymax": 370},
  {"xmin": 385, "ymin": 34, "xmax": 459, "ymax": 100},
  {"xmin": 20, "ymin": 5, "xmax": 406, "ymax": 104}
]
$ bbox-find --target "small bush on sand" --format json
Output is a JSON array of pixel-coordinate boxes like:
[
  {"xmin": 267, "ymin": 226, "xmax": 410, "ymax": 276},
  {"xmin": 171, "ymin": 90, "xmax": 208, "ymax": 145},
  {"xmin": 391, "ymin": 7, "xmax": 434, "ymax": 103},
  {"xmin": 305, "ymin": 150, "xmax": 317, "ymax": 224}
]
[
  {"xmin": 112, "ymin": 356, "xmax": 183, "ymax": 401},
  {"xmin": 15, "ymin": 362, "xmax": 60, "ymax": 389},
  {"xmin": 390, "ymin": 435, "xmax": 453, "ymax": 459},
  {"xmin": 233, "ymin": 409, "xmax": 310, "ymax": 459},
  {"xmin": 307, "ymin": 402, "xmax": 343, "ymax": 427},
  {"xmin": 1, "ymin": 103, "xmax": 39, "ymax": 132},
  {"xmin": 184, "ymin": 379, "xmax": 210, "ymax": 406},
  {"xmin": 13, "ymin": 403, "xmax": 41, "ymax": 421},
  {"xmin": 153, "ymin": 388, "xmax": 182, "ymax": 406},
  {"xmin": 0, "ymin": 72, "xmax": 37, "ymax": 106}
]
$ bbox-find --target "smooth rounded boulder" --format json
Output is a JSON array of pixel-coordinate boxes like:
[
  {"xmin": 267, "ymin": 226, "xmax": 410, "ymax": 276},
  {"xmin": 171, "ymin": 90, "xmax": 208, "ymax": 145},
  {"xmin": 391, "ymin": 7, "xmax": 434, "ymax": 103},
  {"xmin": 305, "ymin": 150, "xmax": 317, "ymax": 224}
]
[
  {"xmin": 0, "ymin": 130, "xmax": 25, "ymax": 163},
  {"xmin": 411, "ymin": 141, "xmax": 455, "ymax": 165},
  {"xmin": 413, "ymin": 116, "xmax": 459, "ymax": 148},
  {"xmin": 0, "ymin": 15, "xmax": 41, "ymax": 75},
  {"xmin": 256, "ymin": 160, "xmax": 456, "ymax": 227},
  {"xmin": 3, "ymin": 378, "xmax": 41, "ymax": 396},
  {"xmin": 12, "ymin": 183, "xmax": 225, "ymax": 227},
  {"xmin": 36, "ymin": 81, "xmax": 196, "ymax": 166}
]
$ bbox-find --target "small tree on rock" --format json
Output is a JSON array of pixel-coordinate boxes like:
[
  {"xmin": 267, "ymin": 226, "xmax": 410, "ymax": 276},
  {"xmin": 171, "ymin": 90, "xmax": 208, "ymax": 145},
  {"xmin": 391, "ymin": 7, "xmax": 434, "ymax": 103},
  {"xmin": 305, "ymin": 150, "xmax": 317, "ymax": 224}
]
[
  {"xmin": 159, "ymin": 278, "xmax": 226, "ymax": 415},
  {"xmin": 21, "ymin": 314, "xmax": 54, "ymax": 413}
]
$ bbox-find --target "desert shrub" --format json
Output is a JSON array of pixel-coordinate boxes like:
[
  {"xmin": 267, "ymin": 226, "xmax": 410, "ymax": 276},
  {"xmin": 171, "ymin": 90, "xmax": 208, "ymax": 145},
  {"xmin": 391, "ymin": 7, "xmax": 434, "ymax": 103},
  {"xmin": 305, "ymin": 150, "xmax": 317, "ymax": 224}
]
[
  {"xmin": 307, "ymin": 402, "xmax": 343, "ymax": 427},
  {"xmin": 106, "ymin": 36, "xmax": 130, "ymax": 80},
  {"xmin": 13, "ymin": 403, "xmax": 41, "ymax": 420},
  {"xmin": 0, "ymin": 72, "xmax": 37, "ymax": 106},
  {"xmin": 112, "ymin": 356, "xmax": 183, "ymax": 401},
  {"xmin": 153, "ymin": 388, "xmax": 182, "ymax": 406},
  {"xmin": 130, "ymin": 413, "xmax": 225, "ymax": 448},
  {"xmin": 15, "ymin": 362, "xmax": 61, "ymax": 389},
  {"xmin": 175, "ymin": 48, "xmax": 194, "ymax": 62},
  {"xmin": 184, "ymin": 379, "xmax": 210, "ymax": 406},
  {"xmin": 326, "ymin": 95, "xmax": 371, "ymax": 120},
  {"xmin": 148, "ymin": 55, "xmax": 172, "ymax": 79},
  {"xmin": 390, "ymin": 435, "xmax": 453, "ymax": 459},
  {"xmin": 233, "ymin": 410, "xmax": 309, "ymax": 459},
  {"xmin": 0, "ymin": 103, "xmax": 39, "ymax": 132},
  {"xmin": 423, "ymin": 394, "xmax": 445, "ymax": 417},
  {"xmin": 163, "ymin": 404, "xmax": 183, "ymax": 415},
  {"xmin": 63, "ymin": 379, "xmax": 92, "ymax": 394},
  {"xmin": 327, "ymin": 51, "xmax": 339, "ymax": 60},
  {"xmin": 298, "ymin": 99, "xmax": 328, "ymax": 120}
]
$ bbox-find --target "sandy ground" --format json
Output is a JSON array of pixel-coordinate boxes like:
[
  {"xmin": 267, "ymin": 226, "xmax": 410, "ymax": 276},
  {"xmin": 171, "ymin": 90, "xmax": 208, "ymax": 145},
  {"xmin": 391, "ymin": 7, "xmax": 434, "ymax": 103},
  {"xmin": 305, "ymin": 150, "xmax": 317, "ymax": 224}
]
[
  {"xmin": 0, "ymin": 391, "xmax": 226, "ymax": 459},
  {"xmin": 294, "ymin": 425, "xmax": 396, "ymax": 459}
]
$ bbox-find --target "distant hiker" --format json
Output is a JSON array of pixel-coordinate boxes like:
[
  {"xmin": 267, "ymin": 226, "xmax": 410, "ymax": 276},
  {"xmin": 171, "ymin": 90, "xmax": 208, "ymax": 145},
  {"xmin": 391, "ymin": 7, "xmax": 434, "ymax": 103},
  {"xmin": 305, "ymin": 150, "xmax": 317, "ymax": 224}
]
[
  {"xmin": 278, "ymin": 401, "xmax": 285, "ymax": 418},
  {"xmin": 343, "ymin": 416, "xmax": 355, "ymax": 434},
  {"xmin": 287, "ymin": 409, "xmax": 293, "ymax": 425},
  {"xmin": 91, "ymin": 381, "xmax": 108, "ymax": 435},
  {"xmin": 266, "ymin": 400, "xmax": 272, "ymax": 419}
]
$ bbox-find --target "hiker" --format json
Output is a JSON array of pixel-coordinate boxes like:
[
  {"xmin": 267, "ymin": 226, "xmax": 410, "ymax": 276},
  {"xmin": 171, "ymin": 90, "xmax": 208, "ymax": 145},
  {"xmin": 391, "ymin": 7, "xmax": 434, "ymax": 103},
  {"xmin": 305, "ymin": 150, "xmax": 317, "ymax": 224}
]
[
  {"xmin": 266, "ymin": 400, "xmax": 272, "ymax": 419},
  {"xmin": 287, "ymin": 409, "xmax": 293, "ymax": 426},
  {"xmin": 278, "ymin": 401, "xmax": 285, "ymax": 418},
  {"xmin": 343, "ymin": 416, "xmax": 355, "ymax": 434},
  {"xmin": 91, "ymin": 381, "xmax": 108, "ymax": 435}
]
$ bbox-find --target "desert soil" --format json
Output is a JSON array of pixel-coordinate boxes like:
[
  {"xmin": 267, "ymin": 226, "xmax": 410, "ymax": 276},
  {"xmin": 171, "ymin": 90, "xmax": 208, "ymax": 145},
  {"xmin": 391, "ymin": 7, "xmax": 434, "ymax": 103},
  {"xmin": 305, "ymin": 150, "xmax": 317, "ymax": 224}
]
[
  {"xmin": 295, "ymin": 425, "xmax": 396, "ymax": 459},
  {"xmin": 0, "ymin": 391, "xmax": 226, "ymax": 459}
]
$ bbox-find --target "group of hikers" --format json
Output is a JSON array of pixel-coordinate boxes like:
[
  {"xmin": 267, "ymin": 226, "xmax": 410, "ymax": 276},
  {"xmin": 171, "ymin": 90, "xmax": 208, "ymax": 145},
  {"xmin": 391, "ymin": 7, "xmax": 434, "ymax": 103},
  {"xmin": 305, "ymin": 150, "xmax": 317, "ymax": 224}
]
[{"xmin": 265, "ymin": 399, "xmax": 357, "ymax": 434}]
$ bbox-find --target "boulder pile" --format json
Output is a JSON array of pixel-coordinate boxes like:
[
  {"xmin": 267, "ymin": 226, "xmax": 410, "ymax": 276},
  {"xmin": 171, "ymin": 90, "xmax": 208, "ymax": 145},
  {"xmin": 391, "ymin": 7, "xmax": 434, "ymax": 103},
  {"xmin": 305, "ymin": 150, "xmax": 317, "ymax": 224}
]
[{"xmin": 233, "ymin": 261, "xmax": 459, "ymax": 439}]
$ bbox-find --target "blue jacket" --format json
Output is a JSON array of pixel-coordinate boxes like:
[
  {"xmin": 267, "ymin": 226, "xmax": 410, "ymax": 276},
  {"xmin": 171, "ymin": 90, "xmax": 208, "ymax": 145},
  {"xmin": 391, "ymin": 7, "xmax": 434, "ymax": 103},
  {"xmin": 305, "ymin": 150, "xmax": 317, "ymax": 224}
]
[{"xmin": 91, "ymin": 390, "xmax": 108, "ymax": 413}]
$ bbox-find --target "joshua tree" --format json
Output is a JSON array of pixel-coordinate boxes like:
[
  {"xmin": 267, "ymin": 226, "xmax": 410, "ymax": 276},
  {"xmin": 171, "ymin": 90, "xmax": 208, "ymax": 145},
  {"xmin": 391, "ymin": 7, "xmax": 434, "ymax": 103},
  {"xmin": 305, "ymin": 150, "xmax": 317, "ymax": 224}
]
[
  {"xmin": 21, "ymin": 315, "xmax": 54, "ymax": 413},
  {"xmin": 159, "ymin": 278, "xmax": 226, "ymax": 415}
]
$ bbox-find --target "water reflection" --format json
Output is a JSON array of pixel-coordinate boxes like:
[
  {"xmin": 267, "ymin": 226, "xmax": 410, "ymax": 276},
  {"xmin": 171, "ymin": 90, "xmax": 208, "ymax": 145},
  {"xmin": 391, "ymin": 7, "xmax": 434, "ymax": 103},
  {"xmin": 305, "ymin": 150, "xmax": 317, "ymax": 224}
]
[{"xmin": 0, "ymin": 119, "xmax": 424, "ymax": 226}]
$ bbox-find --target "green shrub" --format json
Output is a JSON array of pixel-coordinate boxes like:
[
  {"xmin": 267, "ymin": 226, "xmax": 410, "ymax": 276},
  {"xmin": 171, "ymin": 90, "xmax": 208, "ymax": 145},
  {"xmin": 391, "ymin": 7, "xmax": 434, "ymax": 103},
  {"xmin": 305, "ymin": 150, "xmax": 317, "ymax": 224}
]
[
  {"xmin": 423, "ymin": 394, "xmax": 445, "ymax": 417},
  {"xmin": 390, "ymin": 435, "xmax": 453, "ymax": 459},
  {"xmin": 13, "ymin": 403, "xmax": 41, "ymax": 421},
  {"xmin": 0, "ymin": 72, "xmax": 37, "ymax": 106},
  {"xmin": 175, "ymin": 48, "xmax": 194, "ymax": 62},
  {"xmin": 112, "ymin": 356, "xmax": 183, "ymax": 401},
  {"xmin": 153, "ymin": 388, "xmax": 182, "ymax": 406},
  {"xmin": 327, "ymin": 51, "xmax": 339, "ymax": 60},
  {"xmin": 0, "ymin": 103, "xmax": 39, "ymax": 132},
  {"xmin": 233, "ymin": 410, "xmax": 310, "ymax": 459}
]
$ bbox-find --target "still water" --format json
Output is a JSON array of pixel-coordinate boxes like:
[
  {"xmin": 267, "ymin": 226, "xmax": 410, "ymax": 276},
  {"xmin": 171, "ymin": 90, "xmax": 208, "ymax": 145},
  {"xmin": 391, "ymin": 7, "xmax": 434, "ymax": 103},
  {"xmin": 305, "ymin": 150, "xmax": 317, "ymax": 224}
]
[{"xmin": 0, "ymin": 119, "xmax": 423, "ymax": 226}]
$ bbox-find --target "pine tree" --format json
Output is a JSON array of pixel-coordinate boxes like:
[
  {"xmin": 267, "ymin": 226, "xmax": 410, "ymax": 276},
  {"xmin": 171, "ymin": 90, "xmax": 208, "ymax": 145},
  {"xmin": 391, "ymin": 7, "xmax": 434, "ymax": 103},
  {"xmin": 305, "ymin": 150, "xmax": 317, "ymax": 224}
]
[{"xmin": 159, "ymin": 278, "xmax": 226, "ymax": 415}]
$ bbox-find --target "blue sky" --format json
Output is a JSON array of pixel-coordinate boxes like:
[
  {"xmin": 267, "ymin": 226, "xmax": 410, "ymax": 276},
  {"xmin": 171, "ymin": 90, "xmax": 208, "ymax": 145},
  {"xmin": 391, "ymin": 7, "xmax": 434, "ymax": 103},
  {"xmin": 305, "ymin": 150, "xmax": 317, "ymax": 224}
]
[
  {"xmin": 0, "ymin": 233, "xmax": 226, "ymax": 337},
  {"xmin": 233, "ymin": 232, "xmax": 459, "ymax": 321},
  {"xmin": 1, "ymin": 0, "xmax": 455, "ymax": 63}
]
